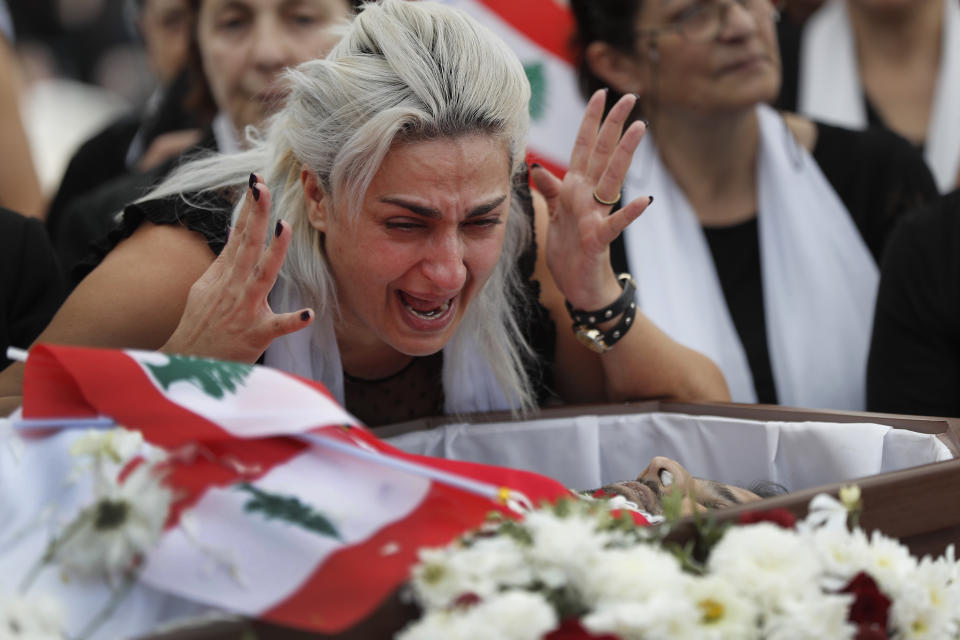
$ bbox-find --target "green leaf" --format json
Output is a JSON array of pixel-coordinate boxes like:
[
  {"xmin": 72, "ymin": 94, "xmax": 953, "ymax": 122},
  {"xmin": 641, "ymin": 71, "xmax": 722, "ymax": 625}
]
[
  {"xmin": 146, "ymin": 355, "xmax": 253, "ymax": 399},
  {"xmin": 237, "ymin": 483, "xmax": 341, "ymax": 540},
  {"xmin": 524, "ymin": 62, "xmax": 547, "ymax": 121}
]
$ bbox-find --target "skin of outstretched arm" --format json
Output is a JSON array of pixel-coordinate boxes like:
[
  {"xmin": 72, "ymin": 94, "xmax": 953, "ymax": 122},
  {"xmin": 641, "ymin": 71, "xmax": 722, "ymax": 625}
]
[
  {"xmin": 0, "ymin": 222, "xmax": 215, "ymax": 415},
  {"xmin": 0, "ymin": 38, "xmax": 45, "ymax": 218},
  {"xmin": 530, "ymin": 191, "xmax": 730, "ymax": 404}
]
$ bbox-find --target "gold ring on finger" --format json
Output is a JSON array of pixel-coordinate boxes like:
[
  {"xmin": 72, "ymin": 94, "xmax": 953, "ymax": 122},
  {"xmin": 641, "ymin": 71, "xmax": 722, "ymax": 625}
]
[{"xmin": 592, "ymin": 188, "xmax": 620, "ymax": 206}]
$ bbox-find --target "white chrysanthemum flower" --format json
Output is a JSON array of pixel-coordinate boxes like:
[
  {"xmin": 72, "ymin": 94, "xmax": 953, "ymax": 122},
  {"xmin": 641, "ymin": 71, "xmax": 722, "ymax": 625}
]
[
  {"xmin": 70, "ymin": 428, "xmax": 144, "ymax": 463},
  {"xmin": 799, "ymin": 493, "xmax": 850, "ymax": 533},
  {"xmin": 54, "ymin": 463, "xmax": 172, "ymax": 581},
  {"xmin": 582, "ymin": 593, "xmax": 699, "ymax": 640},
  {"xmin": 889, "ymin": 555, "xmax": 958, "ymax": 640},
  {"xmin": 862, "ymin": 530, "xmax": 916, "ymax": 599},
  {"xmin": 524, "ymin": 511, "xmax": 612, "ymax": 589},
  {"xmin": 0, "ymin": 593, "xmax": 65, "ymax": 640},
  {"xmin": 397, "ymin": 591, "xmax": 557, "ymax": 640},
  {"xmin": 708, "ymin": 523, "xmax": 822, "ymax": 605},
  {"xmin": 469, "ymin": 590, "xmax": 557, "ymax": 640},
  {"xmin": 810, "ymin": 526, "xmax": 872, "ymax": 590},
  {"xmin": 578, "ymin": 543, "xmax": 688, "ymax": 608},
  {"xmin": 762, "ymin": 592, "xmax": 855, "ymax": 640},
  {"xmin": 685, "ymin": 575, "xmax": 760, "ymax": 640},
  {"xmin": 410, "ymin": 536, "xmax": 533, "ymax": 609}
]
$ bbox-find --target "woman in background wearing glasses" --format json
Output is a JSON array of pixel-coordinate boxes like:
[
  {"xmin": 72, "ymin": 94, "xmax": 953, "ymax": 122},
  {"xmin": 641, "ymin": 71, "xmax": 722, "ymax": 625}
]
[{"xmin": 570, "ymin": 0, "xmax": 937, "ymax": 410}]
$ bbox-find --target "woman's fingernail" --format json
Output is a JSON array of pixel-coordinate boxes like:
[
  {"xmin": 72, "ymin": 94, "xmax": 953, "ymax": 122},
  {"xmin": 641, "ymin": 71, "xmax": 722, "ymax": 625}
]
[
  {"xmin": 531, "ymin": 163, "xmax": 542, "ymax": 170},
  {"xmin": 249, "ymin": 172, "xmax": 257, "ymax": 188},
  {"xmin": 641, "ymin": 118, "xmax": 650, "ymax": 127},
  {"xmin": 252, "ymin": 185, "xmax": 261, "ymax": 202},
  {"xmin": 648, "ymin": 195, "xmax": 655, "ymax": 205},
  {"xmin": 300, "ymin": 310, "xmax": 311, "ymax": 322},
  {"xmin": 275, "ymin": 220, "xmax": 283, "ymax": 237}
]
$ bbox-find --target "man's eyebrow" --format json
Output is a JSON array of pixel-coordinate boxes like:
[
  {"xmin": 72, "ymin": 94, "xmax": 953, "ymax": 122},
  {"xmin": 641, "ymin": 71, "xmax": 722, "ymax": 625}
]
[
  {"xmin": 379, "ymin": 195, "xmax": 507, "ymax": 219},
  {"xmin": 709, "ymin": 481, "xmax": 740, "ymax": 504}
]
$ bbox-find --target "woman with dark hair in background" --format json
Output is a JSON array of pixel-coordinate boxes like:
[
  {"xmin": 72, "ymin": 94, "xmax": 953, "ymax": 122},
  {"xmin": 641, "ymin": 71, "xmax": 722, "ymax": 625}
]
[
  {"xmin": 51, "ymin": 0, "xmax": 359, "ymax": 283},
  {"xmin": 570, "ymin": 0, "xmax": 937, "ymax": 410}
]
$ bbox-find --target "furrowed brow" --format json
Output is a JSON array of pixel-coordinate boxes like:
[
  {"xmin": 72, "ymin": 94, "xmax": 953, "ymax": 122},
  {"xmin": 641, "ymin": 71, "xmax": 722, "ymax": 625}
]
[{"xmin": 379, "ymin": 195, "xmax": 507, "ymax": 219}]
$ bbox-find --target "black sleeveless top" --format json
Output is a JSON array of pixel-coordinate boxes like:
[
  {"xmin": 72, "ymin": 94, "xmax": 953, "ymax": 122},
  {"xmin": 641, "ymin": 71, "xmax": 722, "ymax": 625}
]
[{"xmin": 78, "ymin": 172, "xmax": 558, "ymax": 426}]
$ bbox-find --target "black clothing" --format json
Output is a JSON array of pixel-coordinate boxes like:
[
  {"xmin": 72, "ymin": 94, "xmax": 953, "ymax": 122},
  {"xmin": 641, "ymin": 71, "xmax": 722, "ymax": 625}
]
[
  {"xmin": 776, "ymin": 20, "xmax": 925, "ymax": 154},
  {"xmin": 703, "ymin": 219, "xmax": 777, "ymax": 404},
  {"xmin": 0, "ymin": 208, "xmax": 66, "ymax": 369},
  {"xmin": 611, "ymin": 121, "xmax": 938, "ymax": 404},
  {"xmin": 81, "ymin": 173, "xmax": 558, "ymax": 423},
  {"xmin": 867, "ymin": 190, "xmax": 960, "ymax": 418},
  {"xmin": 46, "ymin": 71, "xmax": 197, "ymax": 242},
  {"xmin": 58, "ymin": 130, "xmax": 218, "ymax": 288}
]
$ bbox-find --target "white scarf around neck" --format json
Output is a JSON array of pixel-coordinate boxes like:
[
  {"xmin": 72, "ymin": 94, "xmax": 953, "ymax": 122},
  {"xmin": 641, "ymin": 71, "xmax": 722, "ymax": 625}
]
[
  {"xmin": 262, "ymin": 279, "xmax": 511, "ymax": 416},
  {"xmin": 799, "ymin": 0, "xmax": 960, "ymax": 192},
  {"xmin": 622, "ymin": 104, "xmax": 879, "ymax": 410}
]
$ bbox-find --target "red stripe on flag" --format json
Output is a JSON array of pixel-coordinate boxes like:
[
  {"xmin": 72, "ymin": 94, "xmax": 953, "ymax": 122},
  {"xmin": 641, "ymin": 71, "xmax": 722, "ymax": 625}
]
[
  {"xmin": 23, "ymin": 345, "xmax": 231, "ymax": 446},
  {"xmin": 263, "ymin": 482, "xmax": 511, "ymax": 633},
  {"xmin": 527, "ymin": 150, "xmax": 567, "ymax": 180},
  {"xmin": 476, "ymin": 0, "xmax": 576, "ymax": 65}
]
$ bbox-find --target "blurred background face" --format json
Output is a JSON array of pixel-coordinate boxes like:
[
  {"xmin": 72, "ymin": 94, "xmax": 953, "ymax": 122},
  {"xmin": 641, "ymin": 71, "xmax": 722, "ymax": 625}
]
[
  {"xmin": 634, "ymin": 0, "xmax": 782, "ymax": 117},
  {"xmin": 140, "ymin": 0, "xmax": 192, "ymax": 84},
  {"xmin": 196, "ymin": 0, "xmax": 351, "ymax": 133}
]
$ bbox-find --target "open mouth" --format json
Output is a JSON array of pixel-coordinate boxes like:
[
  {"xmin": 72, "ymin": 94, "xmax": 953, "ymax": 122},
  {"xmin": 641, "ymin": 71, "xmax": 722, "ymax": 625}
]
[{"xmin": 398, "ymin": 292, "xmax": 455, "ymax": 323}]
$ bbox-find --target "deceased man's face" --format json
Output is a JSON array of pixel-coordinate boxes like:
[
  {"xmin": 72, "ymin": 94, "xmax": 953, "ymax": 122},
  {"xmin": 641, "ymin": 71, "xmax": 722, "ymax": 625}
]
[{"xmin": 597, "ymin": 456, "xmax": 766, "ymax": 517}]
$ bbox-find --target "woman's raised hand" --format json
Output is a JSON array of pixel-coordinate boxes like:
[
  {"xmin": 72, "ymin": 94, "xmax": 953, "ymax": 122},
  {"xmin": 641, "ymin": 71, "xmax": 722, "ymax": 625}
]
[
  {"xmin": 530, "ymin": 90, "xmax": 653, "ymax": 310},
  {"xmin": 161, "ymin": 174, "xmax": 313, "ymax": 363}
]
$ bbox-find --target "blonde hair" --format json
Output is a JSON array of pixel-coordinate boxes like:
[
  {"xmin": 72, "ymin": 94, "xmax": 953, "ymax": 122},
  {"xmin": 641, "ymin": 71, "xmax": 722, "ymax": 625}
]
[{"xmin": 142, "ymin": 0, "xmax": 537, "ymax": 411}]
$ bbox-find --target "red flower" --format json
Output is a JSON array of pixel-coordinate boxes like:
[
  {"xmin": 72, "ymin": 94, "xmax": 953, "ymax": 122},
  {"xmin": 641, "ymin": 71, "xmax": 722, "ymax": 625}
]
[
  {"xmin": 453, "ymin": 592, "xmax": 481, "ymax": 608},
  {"xmin": 737, "ymin": 508, "xmax": 796, "ymax": 529},
  {"xmin": 545, "ymin": 618, "xmax": 619, "ymax": 640},
  {"xmin": 841, "ymin": 572, "xmax": 891, "ymax": 634},
  {"xmin": 854, "ymin": 624, "xmax": 888, "ymax": 640}
]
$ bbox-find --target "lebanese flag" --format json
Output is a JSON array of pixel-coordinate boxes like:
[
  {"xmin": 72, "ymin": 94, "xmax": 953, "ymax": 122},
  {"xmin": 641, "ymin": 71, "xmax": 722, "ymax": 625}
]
[
  {"xmin": 20, "ymin": 344, "xmax": 583, "ymax": 633},
  {"xmin": 437, "ymin": 0, "xmax": 584, "ymax": 179}
]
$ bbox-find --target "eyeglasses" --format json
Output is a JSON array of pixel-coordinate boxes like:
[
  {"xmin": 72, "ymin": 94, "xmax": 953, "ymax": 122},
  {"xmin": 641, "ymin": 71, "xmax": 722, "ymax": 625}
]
[{"xmin": 637, "ymin": 0, "xmax": 782, "ymax": 44}]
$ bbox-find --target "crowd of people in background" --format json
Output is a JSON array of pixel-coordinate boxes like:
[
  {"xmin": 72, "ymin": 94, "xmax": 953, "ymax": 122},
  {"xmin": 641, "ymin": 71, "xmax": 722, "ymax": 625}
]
[{"xmin": 1, "ymin": 0, "xmax": 958, "ymax": 421}]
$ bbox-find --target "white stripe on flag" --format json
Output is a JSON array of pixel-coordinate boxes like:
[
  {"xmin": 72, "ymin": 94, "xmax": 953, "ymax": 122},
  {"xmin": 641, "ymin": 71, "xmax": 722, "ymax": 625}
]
[
  {"xmin": 129, "ymin": 351, "xmax": 359, "ymax": 437},
  {"xmin": 139, "ymin": 443, "xmax": 431, "ymax": 613}
]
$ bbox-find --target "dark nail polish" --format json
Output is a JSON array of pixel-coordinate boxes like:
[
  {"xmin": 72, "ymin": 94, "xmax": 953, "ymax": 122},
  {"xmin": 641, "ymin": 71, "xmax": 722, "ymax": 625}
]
[
  {"xmin": 648, "ymin": 195, "xmax": 655, "ymax": 205},
  {"xmin": 531, "ymin": 163, "xmax": 542, "ymax": 170},
  {"xmin": 252, "ymin": 185, "xmax": 260, "ymax": 201},
  {"xmin": 300, "ymin": 310, "xmax": 310, "ymax": 322},
  {"xmin": 275, "ymin": 220, "xmax": 283, "ymax": 237},
  {"xmin": 249, "ymin": 172, "xmax": 257, "ymax": 188},
  {"xmin": 641, "ymin": 118, "xmax": 650, "ymax": 128}
]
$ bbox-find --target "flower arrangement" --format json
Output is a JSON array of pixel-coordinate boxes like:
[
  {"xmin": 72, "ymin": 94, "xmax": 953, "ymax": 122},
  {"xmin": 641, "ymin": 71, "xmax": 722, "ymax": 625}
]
[
  {"xmin": 399, "ymin": 487, "xmax": 960, "ymax": 640},
  {"xmin": 3, "ymin": 428, "xmax": 172, "ymax": 640}
]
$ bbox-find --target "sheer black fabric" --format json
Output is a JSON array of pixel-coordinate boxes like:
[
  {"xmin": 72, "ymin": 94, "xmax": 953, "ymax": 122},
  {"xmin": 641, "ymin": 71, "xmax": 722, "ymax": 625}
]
[
  {"xmin": 0, "ymin": 208, "xmax": 66, "ymax": 369},
  {"xmin": 868, "ymin": 190, "xmax": 960, "ymax": 418}
]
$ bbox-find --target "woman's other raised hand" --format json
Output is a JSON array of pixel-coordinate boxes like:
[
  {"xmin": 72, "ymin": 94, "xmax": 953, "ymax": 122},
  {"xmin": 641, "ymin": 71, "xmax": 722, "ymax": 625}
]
[
  {"xmin": 530, "ymin": 90, "xmax": 653, "ymax": 311},
  {"xmin": 161, "ymin": 174, "xmax": 313, "ymax": 363}
]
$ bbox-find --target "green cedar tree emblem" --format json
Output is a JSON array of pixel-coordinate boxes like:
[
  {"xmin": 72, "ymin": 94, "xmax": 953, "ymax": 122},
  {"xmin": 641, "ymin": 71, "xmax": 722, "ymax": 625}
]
[
  {"xmin": 145, "ymin": 355, "xmax": 253, "ymax": 399},
  {"xmin": 524, "ymin": 61, "xmax": 547, "ymax": 121},
  {"xmin": 238, "ymin": 483, "xmax": 342, "ymax": 540}
]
